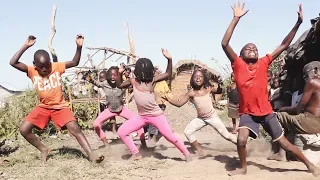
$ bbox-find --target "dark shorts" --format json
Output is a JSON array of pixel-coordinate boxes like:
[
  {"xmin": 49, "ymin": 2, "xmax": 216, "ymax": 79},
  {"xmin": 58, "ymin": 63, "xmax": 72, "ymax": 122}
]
[{"xmin": 239, "ymin": 113, "xmax": 284, "ymax": 142}]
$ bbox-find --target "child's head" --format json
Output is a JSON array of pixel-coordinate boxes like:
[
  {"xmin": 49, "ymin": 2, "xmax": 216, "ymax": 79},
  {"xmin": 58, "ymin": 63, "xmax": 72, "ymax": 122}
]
[
  {"xmin": 124, "ymin": 67, "xmax": 131, "ymax": 78},
  {"xmin": 272, "ymin": 77, "xmax": 280, "ymax": 89},
  {"xmin": 240, "ymin": 43, "xmax": 259, "ymax": 63},
  {"xmin": 134, "ymin": 58, "xmax": 154, "ymax": 83},
  {"xmin": 106, "ymin": 66, "xmax": 119, "ymax": 84},
  {"xmin": 303, "ymin": 61, "xmax": 320, "ymax": 81},
  {"xmin": 33, "ymin": 50, "xmax": 52, "ymax": 77},
  {"xmin": 98, "ymin": 71, "xmax": 107, "ymax": 82},
  {"xmin": 231, "ymin": 72, "xmax": 235, "ymax": 82},
  {"xmin": 190, "ymin": 70, "xmax": 211, "ymax": 89}
]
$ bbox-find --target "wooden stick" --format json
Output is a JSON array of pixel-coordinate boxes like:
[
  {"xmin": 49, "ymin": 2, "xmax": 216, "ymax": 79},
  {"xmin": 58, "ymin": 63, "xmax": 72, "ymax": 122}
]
[
  {"xmin": 86, "ymin": 47, "xmax": 137, "ymax": 60},
  {"xmin": 48, "ymin": 4, "xmax": 58, "ymax": 62},
  {"xmin": 67, "ymin": 86, "xmax": 73, "ymax": 110}
]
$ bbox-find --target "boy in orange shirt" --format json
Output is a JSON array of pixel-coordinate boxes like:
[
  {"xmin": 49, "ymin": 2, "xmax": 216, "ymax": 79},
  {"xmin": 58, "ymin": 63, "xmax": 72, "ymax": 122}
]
[{"xmin": 9, "ymin": 35, "xmax": 104, "ymax": 163}]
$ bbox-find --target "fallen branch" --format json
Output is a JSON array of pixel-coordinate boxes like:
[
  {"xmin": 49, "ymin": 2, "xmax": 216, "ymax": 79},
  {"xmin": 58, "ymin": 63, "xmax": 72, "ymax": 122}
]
[{"xmin": 48, "ymin": 4, "xmax": 58, "ymax": 62}]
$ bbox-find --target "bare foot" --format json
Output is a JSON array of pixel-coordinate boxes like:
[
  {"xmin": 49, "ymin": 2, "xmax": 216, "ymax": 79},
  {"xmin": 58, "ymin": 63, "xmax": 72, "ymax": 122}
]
[
  {"xmin": 308, "ymin": 164, "xmax": 320, "ymax": 177},
  {"xmin": 128, "ymin": 153, "xmax": 142, "ymax": 161},
  {"xmin": 228, "ymin": 168, "xmax": 247, "ymax": 176},
  {"xmin": 267, "ymin": 153, "xmax": 286, "ymax": 161},
  {"xmin": 95, "ymin": 155, "xmax": 105, "ymax": 163},
  {"xmin": 40, "ymin": 148, "xmax": 50, "ymax": 162},
  {"xmin": 196, "ymin": 149, "xmax": 205, "ymax": 157},
  {"xmin": 186, "ymin": 155, "xmax": 193, "ymax": 162}
]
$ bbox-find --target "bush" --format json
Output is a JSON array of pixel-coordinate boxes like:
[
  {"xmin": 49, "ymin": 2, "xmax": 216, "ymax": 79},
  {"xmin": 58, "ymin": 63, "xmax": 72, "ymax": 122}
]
[{"xmin": 0, "ymin": 85, "xmax": 99, "ymax": 139}]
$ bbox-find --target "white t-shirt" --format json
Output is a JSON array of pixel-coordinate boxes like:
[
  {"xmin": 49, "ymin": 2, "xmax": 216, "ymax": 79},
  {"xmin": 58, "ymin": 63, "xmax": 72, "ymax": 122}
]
[{"xmin": 291, "ymin": 91, "xmax": 303, "ymax": 107}]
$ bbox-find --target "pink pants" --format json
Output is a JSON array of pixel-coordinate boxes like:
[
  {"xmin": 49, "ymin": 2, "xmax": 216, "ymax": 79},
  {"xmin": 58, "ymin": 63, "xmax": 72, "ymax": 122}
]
[
  {"xmin": 93, "ymin": 106, "xmax": 144, "ymax": 140},
  {"xmin": 118, "ymin": 114, "xmax": 190, "ymax": 156}
]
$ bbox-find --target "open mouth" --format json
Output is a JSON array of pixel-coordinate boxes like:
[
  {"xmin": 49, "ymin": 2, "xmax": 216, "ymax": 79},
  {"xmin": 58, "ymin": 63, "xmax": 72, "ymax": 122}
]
[
  {"xmin": 249, "ymin": 52, "xmax": 256, "ymax": 57},
  {"xmin": 111, "ymin": 80, "xmax": 116, "ymax": 83}
]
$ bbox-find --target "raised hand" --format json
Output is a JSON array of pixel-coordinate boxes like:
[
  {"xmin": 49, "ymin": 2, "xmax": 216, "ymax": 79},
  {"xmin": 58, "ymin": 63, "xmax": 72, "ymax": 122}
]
[
  {"xmin": 231, "ymin": 1, "xmax": 248, "ymax": 18},
  {"xmin": 119, "ymin": 63, "xmax": 125, "ymax": 73},
  {"xmin": 297, "ymin": 4, "xmax": 303, "ymax": 23},
  {"xmin": 25, "ymin": 35, "xmax": 36, "ymax": 47},
  {"xmin": 76, "ymin": 34, "xmax": 84, "ymax": 47},
  {"xmin": 161, "ymin": 48, "xmax": 172, "ymax": 60}
]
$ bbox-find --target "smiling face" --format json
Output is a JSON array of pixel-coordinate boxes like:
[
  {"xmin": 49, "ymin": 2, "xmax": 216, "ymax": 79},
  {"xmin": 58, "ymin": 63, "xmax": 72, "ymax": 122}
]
[
  {"xmin": 240, "ymin": 43, "xmax": 259, "ymax": 62},
  {"xmin": 108, "ymin": 69, "xmax": 118, "ymax": 85},
  {"xmin": 192, "ymin": 70, "xmax": 204, "ymax": 88}
]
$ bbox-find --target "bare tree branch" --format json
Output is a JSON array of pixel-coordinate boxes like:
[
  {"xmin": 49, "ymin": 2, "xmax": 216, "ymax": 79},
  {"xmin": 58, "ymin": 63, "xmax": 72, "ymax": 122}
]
[{"xmin": 48, "ymin": 4, "xmax": 58, "ymax": 62}]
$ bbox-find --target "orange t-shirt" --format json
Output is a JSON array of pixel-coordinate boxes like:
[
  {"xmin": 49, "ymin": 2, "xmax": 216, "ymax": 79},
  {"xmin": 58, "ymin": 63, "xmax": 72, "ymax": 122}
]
[{"xmin": 27, "ymin": 62, "xmax": 68, "ymax": 109}]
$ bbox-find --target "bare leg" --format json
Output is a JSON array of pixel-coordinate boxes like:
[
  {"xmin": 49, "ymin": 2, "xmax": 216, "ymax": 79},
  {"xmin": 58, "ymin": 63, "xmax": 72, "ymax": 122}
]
[
  {"xmin": 191, "ymin": 141, "xmax": 205, "ymax": 157},
  {"xmin": 267, "ymin": 141, "xmax": 286, "ymax": 161},
  {"xmin": 20, "ymin": 121, "xmax": 50, "ymax": 162},
  {"xmin": 228, "ymin": 128, "xmax": 249, "ymax": 176},
  {"xmin": 232, "ymin": 118, "xmax": 237, "ymax": 134},
  {"xmin": 278, "ymin": 136, "xmax": 320, "ymax": 177},
  {"xmin": 110, "ymin": 117, "xmax": 117, "ymax": 134},
  {"xmin": 66, "ymin": 121, "xmax": 104, "ymax": 163}
]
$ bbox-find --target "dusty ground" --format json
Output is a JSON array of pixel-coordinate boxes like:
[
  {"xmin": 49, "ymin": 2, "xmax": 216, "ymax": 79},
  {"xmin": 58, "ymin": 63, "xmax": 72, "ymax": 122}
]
[{"xmin": 1, "ymin": 103, "xmax": 319, "ymax": 180}]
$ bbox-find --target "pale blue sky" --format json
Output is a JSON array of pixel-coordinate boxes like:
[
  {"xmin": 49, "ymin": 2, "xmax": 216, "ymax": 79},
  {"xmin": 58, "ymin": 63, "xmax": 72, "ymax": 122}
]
[{"xmin": 0, "ymin": 0, "xmax": 319, "ymax": 90}]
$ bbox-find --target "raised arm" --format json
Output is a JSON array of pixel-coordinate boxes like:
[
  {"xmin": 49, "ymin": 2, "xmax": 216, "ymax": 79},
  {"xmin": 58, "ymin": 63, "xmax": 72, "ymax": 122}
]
[
  {"xmin": 84, "ymin": 74, "xmax": 107, "ymax": 88},
  {"xmin": 270, "ymin": 4, "xmax": 303, "ymax": 60},
  {"xmin": 9, "ymin": 36, "xmax": 36, "ymax": 73},
  {"xmin": 65, "ymin": 34, "xmax": 84, "ymax": 69},
  {"xmin": 153, "ymin": 49, "xmax": 172, "ymax": 83},
  {"xmin": 166, "ymin": 91, "xmax": 193, "ymax": 107},
  {"xmin": 116, "ymin": 64, "xmax": 132, "ymax": 89},
  {"xmin": 221, "ymin": 1, "xmax": 248, "ymax": 63}
]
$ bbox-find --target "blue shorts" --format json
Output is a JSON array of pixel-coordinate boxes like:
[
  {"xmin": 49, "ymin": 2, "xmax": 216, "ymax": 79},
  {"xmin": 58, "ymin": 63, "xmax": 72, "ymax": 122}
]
[{"xmin": 238, "ymin": 113, "xmax": 284, "ymax": 142}]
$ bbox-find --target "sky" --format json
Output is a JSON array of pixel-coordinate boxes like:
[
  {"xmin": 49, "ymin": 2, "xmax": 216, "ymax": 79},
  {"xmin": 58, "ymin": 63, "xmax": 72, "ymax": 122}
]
[{"xmin": 0, "ymin": 0, "xmax": 319, "ymax": 90}]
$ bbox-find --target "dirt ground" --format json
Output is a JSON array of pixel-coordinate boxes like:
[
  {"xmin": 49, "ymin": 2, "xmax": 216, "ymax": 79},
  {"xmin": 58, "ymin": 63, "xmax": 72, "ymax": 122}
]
[{"xmin": 1, "ymin": 103, "xmax": 319, "ymax": 180}]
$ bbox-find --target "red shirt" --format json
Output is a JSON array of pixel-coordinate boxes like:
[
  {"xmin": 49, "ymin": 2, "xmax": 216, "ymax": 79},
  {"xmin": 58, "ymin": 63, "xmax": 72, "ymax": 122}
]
[{"xmin": 232, "ymin": 54, "xmax": 273, "ymax": 116}]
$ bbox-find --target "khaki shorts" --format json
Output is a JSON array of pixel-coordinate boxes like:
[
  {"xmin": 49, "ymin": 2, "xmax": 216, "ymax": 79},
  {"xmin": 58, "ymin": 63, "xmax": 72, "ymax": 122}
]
[
  {"xmin": 228, "ymin": 103, "xmax": 239, "ymax": 119},
  {"xmin": 277, "ymin": 112, "xmax": 320, "ymax": 134}
]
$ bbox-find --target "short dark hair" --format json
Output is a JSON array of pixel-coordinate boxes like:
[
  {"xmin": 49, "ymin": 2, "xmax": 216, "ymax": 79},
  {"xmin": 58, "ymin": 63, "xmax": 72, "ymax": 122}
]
[
  {"xmin": 190, "ymin": 70, "xmax": 212, "ymax": 89},
  {"xmin": 34, "ymin": 49, "xmax": 50, "ymax": 62},
  {"xmin": 134, "ymin": 58, "xmax": 154, "ymax": 83}
]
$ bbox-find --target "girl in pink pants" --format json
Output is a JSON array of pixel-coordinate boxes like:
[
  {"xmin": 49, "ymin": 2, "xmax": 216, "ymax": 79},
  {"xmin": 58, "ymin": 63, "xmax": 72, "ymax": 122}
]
[
  {"xmin": 116, "ymin": 49, "xmax": 192, "ymax": 161},
  {"xmin": 85, "ymin": 67, "xmax": 145, "ymax": 148}
]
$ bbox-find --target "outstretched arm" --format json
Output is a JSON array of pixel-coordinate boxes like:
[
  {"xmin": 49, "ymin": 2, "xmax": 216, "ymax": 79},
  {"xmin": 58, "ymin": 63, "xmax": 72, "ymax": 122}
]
[
  {"xmin": 153, "ymin": 48, "xmax": 173, "ymax": 83},
  {"xmin": 66, "ymin": 35, "xmax": 84, "ymax": 69},
  {"xmin": 221, "ymin": 2, "xmax": 248, "ymax": 63},
  {"xmin": 279, "ymin": 79, "xmax": 313, "ymax": 115},
  {"xmin": 270, "ymin": 4, "xmax": 303, "ymax": 60},
  {"xmin": 10, "ymin": 36, "xmax": 36, "ymax": 73},
  {"xmin": 166, "ymin": 91, "xmax": 193, "ymax": 107}
]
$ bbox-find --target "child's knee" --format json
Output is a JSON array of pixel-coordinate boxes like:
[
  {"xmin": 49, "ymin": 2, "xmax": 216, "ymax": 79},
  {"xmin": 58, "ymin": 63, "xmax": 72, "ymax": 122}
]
[
  {"xmin": 237, "ymin": 134, "xmax": 249, "ymax": 146},
  {"xmin": 278, "ymin": 137, "xmax": 293, "ymax": 150},
  {"xmin": 93, "ymin": 121, "xmax": 101, "ymax": 129},
  {"xmin": 19, "ymin": 122, "xmax": 32, "ymax": 136},
  {"xmin": 184, "ymin": 128, "xmax": 193, "ymax": 138}
]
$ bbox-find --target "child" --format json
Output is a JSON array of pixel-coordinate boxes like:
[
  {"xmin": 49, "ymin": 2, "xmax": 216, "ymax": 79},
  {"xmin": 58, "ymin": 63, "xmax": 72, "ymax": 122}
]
[
  {"xmin": 165, "ymin": 70, "xmax": 237, "ymax": 156},
  {"xmin": 116, "ymin": 49, "xmax": 192, "ymax": 161},
  {"xmin": 221, "ymin": 2, "xmax": 319, "ymax": 176},
  {"xmin": 93, "ymin": 71, "xmax": 117, "ymax": 135},
  {"xmin": 227, "ymin": 72, "xmax": 239, "ymax": 134},
  {"xmin": 85, "ymin": 67, "xmax": 146, "ymax": 148},
  {"xmin": 9, "ymin": 35, "xmax": 103, "ymax": 163}
]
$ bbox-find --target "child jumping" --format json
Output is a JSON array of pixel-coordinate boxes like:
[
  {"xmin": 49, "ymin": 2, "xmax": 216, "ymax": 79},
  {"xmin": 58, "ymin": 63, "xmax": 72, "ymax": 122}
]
[
  {"xmin": 221, "ymin": 1, "xmax": 320, "ymax": 176},
  {"xmin": 165, "ymin": 70, "xmax": 237, "ymax": 156},
  {"xmin": 10, "ymin": 35, "xmax": 104, "ymax": 163},
  {"xmin": 116, "ymin": 49, "xmax": 192, "ymax": 161},
  {"xmin": 85, "ymin": 67, "xmax": 146, "ymax": 148}
]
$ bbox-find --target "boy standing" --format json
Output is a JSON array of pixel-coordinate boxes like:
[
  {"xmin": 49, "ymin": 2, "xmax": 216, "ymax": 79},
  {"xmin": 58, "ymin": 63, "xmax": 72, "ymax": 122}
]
[
  {"xmin": 221, "ymin": 1, "xmax": 319, "ymax": 176},
  {"xmin": 10, "ymin": 35, "xmax": 104, "ymax": 163}
]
